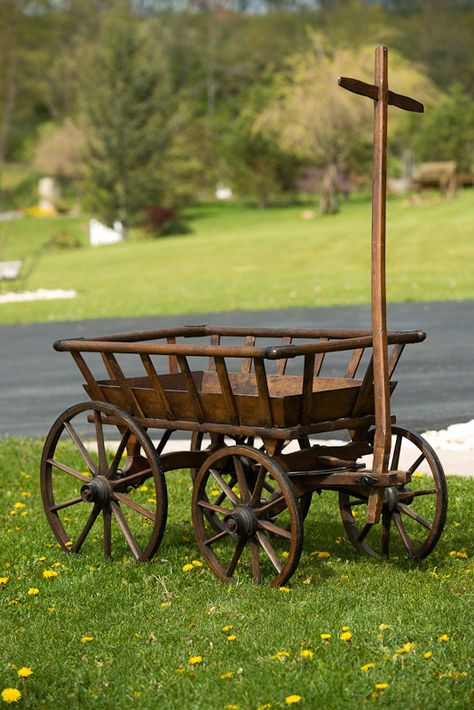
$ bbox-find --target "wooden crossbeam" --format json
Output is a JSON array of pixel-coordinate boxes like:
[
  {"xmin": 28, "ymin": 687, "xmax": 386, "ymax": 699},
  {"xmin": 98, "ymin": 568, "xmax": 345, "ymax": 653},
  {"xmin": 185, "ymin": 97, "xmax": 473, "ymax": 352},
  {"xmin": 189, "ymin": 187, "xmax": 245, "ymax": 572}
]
[{"xmin": 338, "ymin": 47, "xmax": 423, "ymax": 478}]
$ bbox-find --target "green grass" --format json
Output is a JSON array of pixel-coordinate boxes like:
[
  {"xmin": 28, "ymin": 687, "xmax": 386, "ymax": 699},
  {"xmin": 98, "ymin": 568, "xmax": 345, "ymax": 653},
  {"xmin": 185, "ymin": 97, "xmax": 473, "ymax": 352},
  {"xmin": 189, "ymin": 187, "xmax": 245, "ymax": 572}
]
[
  {"xmin": 1, "ymin": 439, "xmax": 472, "ymax": 708},
  {"xmin": 0, "ymin": 191, "xmax": 473, "ymax": 325}
]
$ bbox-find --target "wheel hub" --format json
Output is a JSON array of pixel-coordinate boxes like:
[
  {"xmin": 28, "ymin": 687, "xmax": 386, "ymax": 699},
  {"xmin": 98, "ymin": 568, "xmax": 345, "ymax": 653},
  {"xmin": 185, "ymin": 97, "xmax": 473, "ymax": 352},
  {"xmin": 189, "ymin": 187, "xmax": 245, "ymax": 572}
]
[
  {"xmin": 80, "ymin": 476, "xmax": 112, "ymax": 504},
  {"xmin": 383, "ymin": 486, "xmax": 400, "ymax": 512},
  {"xmin": 224, "ymin": 506, "xmax": 257, "ymax": 538}
]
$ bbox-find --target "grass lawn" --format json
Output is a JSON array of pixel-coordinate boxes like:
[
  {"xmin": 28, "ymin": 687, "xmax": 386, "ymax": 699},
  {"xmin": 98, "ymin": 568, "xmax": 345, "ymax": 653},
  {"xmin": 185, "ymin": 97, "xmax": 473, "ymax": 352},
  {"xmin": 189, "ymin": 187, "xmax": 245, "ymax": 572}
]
[
  {"xmin": 0, "ymin": 191, "xmax": 473, "ymax": 325},
  {"xmin": 1, "ymin": 439, "xmax": 472, "ymax": 709}
]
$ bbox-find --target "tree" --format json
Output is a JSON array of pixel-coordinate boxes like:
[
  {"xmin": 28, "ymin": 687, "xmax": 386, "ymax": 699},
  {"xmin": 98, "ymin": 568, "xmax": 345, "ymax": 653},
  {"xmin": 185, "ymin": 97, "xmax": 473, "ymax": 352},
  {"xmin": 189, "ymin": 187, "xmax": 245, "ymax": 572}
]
[
  {"xmin": 415, "ymin": 85, "xmax": 474, "ymax": 173},
  {"xmin": 81, "ymin": 8, "xmax": 171, "ymax": 229},
  {"xmin": 255, "ymin": 35, "xmax": 437, "ymax": 213}
]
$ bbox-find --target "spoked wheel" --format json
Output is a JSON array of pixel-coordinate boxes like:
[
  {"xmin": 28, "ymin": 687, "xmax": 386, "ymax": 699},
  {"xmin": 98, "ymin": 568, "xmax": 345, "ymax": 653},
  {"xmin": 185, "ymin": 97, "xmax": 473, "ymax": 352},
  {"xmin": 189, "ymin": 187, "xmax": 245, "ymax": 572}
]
[
  {"xmin": 41, "ymin": 401, "xmax": 168, "ymax": 561},
  {"xmin": 190, "ymin": 432, "xmax": 312, "ymax": 528},
  {"xmin": 339, "ymin": 426, "xmax": 447, "ymax": 560},
  {"xmin": 192, "ymin": 445, "xmax": 303, "ymax": 586}
]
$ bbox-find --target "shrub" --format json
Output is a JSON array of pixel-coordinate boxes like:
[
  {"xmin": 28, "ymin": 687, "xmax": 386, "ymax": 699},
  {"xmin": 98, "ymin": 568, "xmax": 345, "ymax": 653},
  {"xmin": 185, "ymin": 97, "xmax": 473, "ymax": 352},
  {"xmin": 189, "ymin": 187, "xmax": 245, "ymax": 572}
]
[{"xmin": 143, "ymin": 206, "xmax": 192, "ymax": 238}]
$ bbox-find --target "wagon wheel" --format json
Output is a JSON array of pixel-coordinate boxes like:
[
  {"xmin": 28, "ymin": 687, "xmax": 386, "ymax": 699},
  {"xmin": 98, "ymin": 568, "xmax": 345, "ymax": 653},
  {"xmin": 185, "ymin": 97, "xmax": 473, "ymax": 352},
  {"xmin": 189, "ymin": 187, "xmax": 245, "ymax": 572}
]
[
  {"xmin": 41, "ymin": 401, "xmax": 168, "ymax": 561},
  {"xmin": 339, "ymin": 426, "xmax": 447, "ymax": 560},
  {"xmin": 190, "ymin": 432, "xmax": 312, "ymax": 528},
  {"xmin": 192, "ymin": 445, "xmax": 303, "ymax": 587}
]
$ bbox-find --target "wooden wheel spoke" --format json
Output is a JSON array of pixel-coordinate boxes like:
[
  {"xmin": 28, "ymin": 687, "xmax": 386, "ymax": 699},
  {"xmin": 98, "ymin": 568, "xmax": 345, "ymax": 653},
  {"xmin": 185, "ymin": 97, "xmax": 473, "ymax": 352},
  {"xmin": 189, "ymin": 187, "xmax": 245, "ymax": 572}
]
[
  {"xmin": 249, "ymin": 540, "xmax": 261, "ymax": 582},
  {"xmin": 72, "ymin": 503, "xmax": 101, "ymax": 553},
  {"xmin": 103, "ymin": 504, "xmax": 112, "ymax": 559},
  {"xmin": 398, "ymin": 503, "xmax": 432, "ymax": 531},
  {"xmin": 211, "ymin": 470, "xmax": 239, "ymax": 505},
  {"xmin": 107, "ymin": 429, "xmax": 132, "ymax": 478},
  {"xmin": 256, "ymin": 531, "xmax": 283, "ymax": 573},
  {"xmin": 51, "ymin": 496, "xmax": 83, "ymax": 512},
  {"xmin": 408, "ymin": 453, "xmax": 425, "ymax": 476},
  {"xmin": 226, "ymin": 536, "xmax": 247, "ymax": 576},
  {"xmin": 390, "ymin": 434, "xmax": 402, "ymax": 470},
  {"xmin": 393, "ymin": 511, "xmax": 414, "ymax": 557},
  {"xmin": 197, "ymin": 500, "xmax": 231, "ymax": 516},
  {"xmin": 357, "ymin": 522, "xmax": 373, "ymax": 542},
  {"xmin": 255, "ymin": 494, "xmax": 285, "ymax": 518},
  {"xmin": 249, "ymin": 468, "xmax": 266, "ymax": 506},
  {"xmin": 64, "ymin": 421, "xmax": 98, "ymax": 476},
  {"xmin": 257, "ymin": 519, "xmax": 292, "ymax": 540},
  {"xmin": 110, "ymin": 468, "xmax": 152, "ymax": 488},
  {"xmin": 204, "ymin": 530, "xmax": 229, "ymax": 547},
  {"xmin": 47, "ymin": 458, "xmax": 91, "ymax": 483},
  {"xmin": 94, "ymin": 410, "xmax": 108, "ymax": 475},
  {"xmin": 113, "ymin": 492, "xmax": 156, "ymax": 522},
  {"xmin": 110, "ymin": 501, "xmax": 141, "ymax": 560},
  {"xmin": 398, "ymin": 487, "xmax": 436, "ymax": 499},
  {"xmin": 233, "ymin": 456, "xmax": 250, "ymax": 503}
]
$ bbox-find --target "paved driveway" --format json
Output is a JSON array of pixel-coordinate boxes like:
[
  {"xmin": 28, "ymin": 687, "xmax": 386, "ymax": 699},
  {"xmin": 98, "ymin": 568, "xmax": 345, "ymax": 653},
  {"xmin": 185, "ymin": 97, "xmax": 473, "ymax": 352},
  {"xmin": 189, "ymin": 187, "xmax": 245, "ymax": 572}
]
[{"xmin": 0, "ymin": 301, "xmax": 472, "ymax": 438}]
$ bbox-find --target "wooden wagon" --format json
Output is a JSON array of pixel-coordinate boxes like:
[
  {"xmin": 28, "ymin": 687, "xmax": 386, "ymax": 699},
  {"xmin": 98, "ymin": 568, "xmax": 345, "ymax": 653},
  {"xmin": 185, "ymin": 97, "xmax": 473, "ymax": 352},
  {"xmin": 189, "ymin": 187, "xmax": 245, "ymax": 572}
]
[{"xmin": 40, "ymin": 47, "xmax": 448, "ymax": 586}]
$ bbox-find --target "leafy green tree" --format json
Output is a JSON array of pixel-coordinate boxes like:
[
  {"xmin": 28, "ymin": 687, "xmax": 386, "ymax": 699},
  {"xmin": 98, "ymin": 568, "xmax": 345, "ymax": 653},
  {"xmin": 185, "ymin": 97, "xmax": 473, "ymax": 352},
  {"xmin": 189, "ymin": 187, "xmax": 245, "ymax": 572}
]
[{"xmin": 415, "ymin": 85, "xmax": 474, "ymax": 173}]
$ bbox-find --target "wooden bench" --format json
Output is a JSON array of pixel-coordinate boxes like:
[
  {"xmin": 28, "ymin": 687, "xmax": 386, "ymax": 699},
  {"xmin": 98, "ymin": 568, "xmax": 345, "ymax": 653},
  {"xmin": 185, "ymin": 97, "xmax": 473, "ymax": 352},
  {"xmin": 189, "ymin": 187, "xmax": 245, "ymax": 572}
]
[{"xmin": 413, "ymin": 161, "xmax": 457, "ymax": 195}]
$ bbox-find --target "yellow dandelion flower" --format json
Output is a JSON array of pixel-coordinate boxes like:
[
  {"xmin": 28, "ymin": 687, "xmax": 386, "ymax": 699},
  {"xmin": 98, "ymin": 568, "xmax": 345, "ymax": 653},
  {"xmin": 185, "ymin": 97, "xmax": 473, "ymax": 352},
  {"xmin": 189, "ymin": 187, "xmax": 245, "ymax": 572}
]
[
  {"xmin": 271, "ymin": 651, "xmax": 290, "ymax": 662},
  {"xmin": 1, "ymin": 688, "xmax": 22, "ymax": 704},
  {"xmin": 188, "ymin": 655, "xmax": 203, "ymax": 665},
  {"xmin": 27, "ymin": 588, "xmax": 39, "ymax": 596},
  {"xmin": 360, "ymin": 663, "xmax": 375, "ymax": 671},
  {"xmin": 80, "ymin": 636, "xmax": 94, "ymax": 643},
  {"xmin": 299, "ymin": 649, "xmax": 314, "ymax": 659},
  {"xmin": 176, "ymin": 667, "xmax": 185, "ymax": 674},
  {"xmin": 375, "ymin": 683, "xmax": 389, "ymax": 690},
  {"xmin": 38, "ymin": 556, "xmax": 46, "ymax": 561},
  {"xmin": 222, "ymin": 625, "xmax": 233, "ymax": 632},
  {"xmin": 423, "ymin": 652, "xmax": 433, "ymax": 660},
  {"xmin": 17, "ymin": 668, "xmax": 33, "ymax": 678},
  {"xmin": 139, "ymin": 485, "xmax": 149, "ymax": 492},
  {"xmin": 192, "ymin": 560, "xmax": 203, "ymax": 567},
  {"xmin": 311, "ymin": 550, "xmax": 330, "ymax": 558},
  {"xmin": 456, "ymin": 551, "xmax": 468, "ymax": 559},
  {"xmin": 227, "ymin": 634, "xmax": 237, "ymax": 641},
  {"xmin": 220, "ymin": 672, "xmax": 233, "ymax": 680},
  {"xmin": 285, "ymin": 695, "xmax": 302, "ymax": 705},
  {"xmin": 132, "ymin": 691, "xmax": 141, "ymax": 698},
  {"xmin": 14, "ymin": 502, "xmax": 25, "ymax": 509},
  {"xmin": 302, "ymin": 577, "xmax": 311, "ymax": 585},
  {"xmin": 340, "ymin": 631, "xmax": 352, "ymax": 642},
  {"xmin": 449, "ymin": 550, "xmax": 457, "ymax": 557},
  {"xmin": 65, "ymin": 541, "xmax": 73, "ymax": 548},
  {"xmin": 210, "ymin": 489, "xmax": 220, "ymax": 497},
  {"xmin": 182, "ymin": 563, "xmax": 194, "ymax": 572},
  {"xmin": 256, "ymin": 705, "xmax": 272, "ymax": 710},
  {"xmin": 43, "ymin": 569, "xmax": 58, "ymax": 579},
  {"xmin": 224, "ymin": 705, "xmax": 239, "ymax": 710},
  {"xmin": 412, "ymin": 472, "xmax": 424, "ymax": 478},
  {"xmin": 378, "ymin": 624, "xmax": 389, "ymax": 630},
  {"xmin": 396, "ymin": 642, "xmax": 415, "ymax": 654},
  {"xmin": 439, "ymin": 634, "xmax": 449, "ymax": 642},
  {"xmin": 20, "ymin": 491, "xmax": 30, "ymax": 497},
  {"xmin": 282, "ymin": 551, "xmax": 289, "ymax": 559},
  {"xmin": 160, "ymin": 601, "xmax": 170, "ymax": 609},
  {"xmin": 279, "ymin": 586, "xmax": 291, "ymax": 593},
  {"xmin": 52, "ymin": 562, "xmax": 61, "ymax": 568},
  {"xmin": 0, "ymin": 577, "xmax": 9, "ymax": 585},
  {"xmin": 320, "ymin": 633, "xmax": 331, "ymax": 641}
]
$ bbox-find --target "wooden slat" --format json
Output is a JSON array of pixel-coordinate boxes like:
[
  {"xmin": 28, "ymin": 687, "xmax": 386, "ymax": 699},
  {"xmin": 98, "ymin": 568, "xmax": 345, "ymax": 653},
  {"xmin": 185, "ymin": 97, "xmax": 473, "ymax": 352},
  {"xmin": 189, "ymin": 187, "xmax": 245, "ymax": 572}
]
[
  {"xmin": 351, "ymin": 356, "xmax": 374, "ymax": 417},
  {"xmin": 140, "ymin": 354, "xmax": 176, "ymax": 420},
  {"xmin": 176, "ymin": 355, "xmax": 206, "ymax": 423},
  {"xmin": 208, "ymin": 334, "xmax": 221, "ymax": 370},
  {"xmin": 301, "ymin": 353, "xmax": 315, "ymax": 423},
  {"xmin": 388, "ymin": 343, "xmax": 405, "ymax": 378},
  {"xmin": 275, "ymin": 336, "xmax": 292, "ymax": 375},
  {"xmin": 71, "ymin": 352, "xmax": 105, "ymax": 402},
  {"xmin": 101, "ymin": 353, "xmax": 145, "ymax": 417},
  {"xmin": 345, "ymin": 348, "xmax": 365, "ymax": 379},
  {"xmin": 253, "ymin": 358, "xmax": 273, "ymax": 427},
  {"xmin": 314, "ymin": 337, "xmax": 329, "ymax": 376},
  {"xmin": 167, "ymin": 337, "xmax": 179, "ymax": 373},
  {"xmin": 241, "ymin": 335, "xmax": 256, "ymax": 373},
  {"xmin": 214, "ymin": 357, "xmax": 239, "ymax": 425}
]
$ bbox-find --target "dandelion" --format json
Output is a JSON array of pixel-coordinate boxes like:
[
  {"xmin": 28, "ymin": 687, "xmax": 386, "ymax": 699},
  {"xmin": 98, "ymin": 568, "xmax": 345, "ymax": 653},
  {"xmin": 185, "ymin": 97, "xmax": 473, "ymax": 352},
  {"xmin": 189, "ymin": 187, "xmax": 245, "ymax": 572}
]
[
  {"xmin": 360, "ymin": 663, "xmax": 375, "ymax": 671},
  {"xmin": 14, "ymin": 502, "xmax": 25, "ymax": 510},
  {"xmin": 160, "ymin": 602, "xmax": 170, "ymax": 609},
  {"xmin": 423, "ymin": 652, "xmax": 433, "ymax": 660},
  {"xmin": 224, "ymin": 705, "xmax": 239, "ymax": 710},
  {"xmin": 227, "ymin": 634, "xmax": 237, "ymax": 641},
  {"xmin": 395, "ymin": 642, "xmax": 415, "ymax": 654},
  {"xmin": 80, "ymin": 636, "xmax": 94, "ymax": 643},
  {"xmin": 192, "ymin": 560, "xmax": 203, "ymax": 567},
  {"xmin": 375, "ymin": 683, "xmax": 389, "ymax": 690},
  {"xmin": 16, "ymin": 668, "xmax": 32, "ymax": 679},
  {"xmin": 43, "ymin": 569, "xmax": 58, "ymax": 579},
  {"xmin": 1, "ymin": 688, "xmax": 22, "ymax": 704},
  {"xmin": 282, "ymin": 551, "xmax": 289, "ymax": 559},
  {"xmin": 340, "ymin": 631, "xmax": 352, "ymax": 642},
  {"xmin": 302, "ymin": 577, "xmax": 311, "ymax": 585},
  {"xmin": 65, "ymin": 541, "xmax": 73, "ymax": 548},
  {"xmin": 320, "ymin": 633, "xmax": 331, "ymax": 642},
  {"xmin": 27, "ymin": 588, "xmax": 39, "ymax": 596},
  {"xmin": 188, "ymin": 656, "xmax": 203, "ymax": 666},
  {"xmin": 210, "ymin": 489, "xmax": 220, "ymax": 497},
  {"xmin": 38, "ymin": 556, "xmax": 46, "ymax": 562},
  {"xmin": 439, "ymin": 634, "xmax": 449, "ymax": 642},
  {"xmin": 271, "ymin": 651, "xmax": 289, "ymax": 662},
  {"xmin": 222, "ymin": 625, "xmax": 233, "ymax": 632},
  {"xmin": 299, "ymin": 649, "xmax": 314, "ymax": 659},
  {"xmin": 52, "ymin": 562, "xmax": 61, "ymax": 568},
  {"xmin": 285, "ymin": 695, "xmax": 302, "ymax": 705},
  {"xmin": 341, "ymin": 626, "xmax": 350, "ymax": 631},
  {"xmin": 220, "ymin": 672, "xmax": 233, "ymax": 680},
  {"xmin": 257, "ymin": 705, "xmax": 272, "ymax": 710},
  {"xmin": 0, "ymin": 577, "xmax": 9, "ymax": 585},
  {"xmin": 279, "ymin": 586, "xmax": 291, "ymax": 593},
  {"xmin": 311, "ymin": 551, "xmax": 330, "ymax": 559},
  {"xmin": 182, "ymin": 563, "xmax": 194, "ymax": 572},
  {"xmin": 20, "ymin": 491, "xmax": 30, "ymax": 497},
  {"xmin": 378, "ymin": 624, "xmax": 389, "ymax": 630}
]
